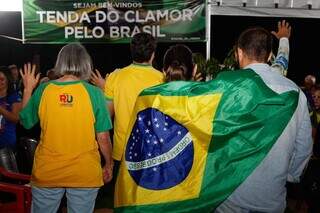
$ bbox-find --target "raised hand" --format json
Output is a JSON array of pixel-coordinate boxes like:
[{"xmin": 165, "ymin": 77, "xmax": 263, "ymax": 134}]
[
  {"xmin": 192, "ymin": 64, "xmax": 203, "ymax": 81},
  {"xmin": 271, "ymin": 20, "xmax": 291, "ymax": 40},
  {"xmin": 19, "ymin": 63, "xmax": 40, "ymax": 92},
  {"xmin": 90, "ymin": 69, "xmax": 106, "ymax": 90}
]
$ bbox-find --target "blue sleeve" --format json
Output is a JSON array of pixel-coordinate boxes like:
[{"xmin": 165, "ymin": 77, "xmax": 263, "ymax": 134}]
[{"xmin": 7, "ymin": 92, "xmax": 22, "ymax": 104}]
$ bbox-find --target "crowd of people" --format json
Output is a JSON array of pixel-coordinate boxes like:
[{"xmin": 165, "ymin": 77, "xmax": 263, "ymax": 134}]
[{"xmin": 0, "ymin": 19, "xmax": 316, "ymax": 213}]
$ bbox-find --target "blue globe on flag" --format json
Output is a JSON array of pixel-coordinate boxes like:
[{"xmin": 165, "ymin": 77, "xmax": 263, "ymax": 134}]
[{"xmin": 125, "ymin": 108, "xmax": 194, "ymax": 190}]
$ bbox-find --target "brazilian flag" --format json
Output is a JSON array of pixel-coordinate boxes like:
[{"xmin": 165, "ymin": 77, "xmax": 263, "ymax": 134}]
[{"xmin": 114, "ymin": 69, "xmax": 299, "ymax": 212}]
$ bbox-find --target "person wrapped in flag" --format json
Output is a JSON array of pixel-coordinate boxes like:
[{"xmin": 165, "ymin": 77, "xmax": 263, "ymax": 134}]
[
  {"xmin": 215, "ymin": 21, "xmax": 312, "ymax": 213},
  {"xmin": 115, "ymin": 20, "xmax": 312, "ymax": 213},
  {"xmin": 124, "ymin": 44, "xmax": 196, "ymax": 191},
  {"xmin": 90, "ymin": 20, "xmax": 290, "ymax": 165}
]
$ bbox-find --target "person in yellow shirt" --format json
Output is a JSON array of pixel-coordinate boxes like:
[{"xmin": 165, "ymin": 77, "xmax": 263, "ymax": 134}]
[
  {"xmin": 91, "ymin": 33, "xmax": 163, "ymax": 161},
  {"xmin": 19, "ymin": 43, "xmax": 113, "ymax": 213}
]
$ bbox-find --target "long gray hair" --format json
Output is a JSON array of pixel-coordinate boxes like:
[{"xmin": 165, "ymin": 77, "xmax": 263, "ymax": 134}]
[{"xmin": 54, "ymin": 43, "xmax": 92, "ymax": 80}]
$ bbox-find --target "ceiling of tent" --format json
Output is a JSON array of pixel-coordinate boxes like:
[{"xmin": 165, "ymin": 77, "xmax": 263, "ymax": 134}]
[{"xmin": 210, "ymin": 0, "xmax": 320, "ymax": 18}]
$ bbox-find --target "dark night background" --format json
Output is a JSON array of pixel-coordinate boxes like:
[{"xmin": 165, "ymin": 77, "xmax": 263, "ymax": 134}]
[
  {"xmin": 0, "ymin": 11, "xmax": 318, "ymax": 86},
  {"xmin": 1, "ymin": 11, "xmax": 318, "ymax": 212}
]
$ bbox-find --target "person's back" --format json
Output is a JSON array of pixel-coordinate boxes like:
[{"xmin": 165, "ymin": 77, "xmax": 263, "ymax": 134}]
[
  {"xmin": 221, "ymin": 64, "xmax": 311, "ymax": 212},
  {"xmin": 104, "ymin": 33, "xmax": 163, "ymax": 161},
  {"xmin": 216, "ymin": 22, "xmax": 312, "ymax": 212},
  {"xmin": 19, "ymin": 44, "xmax": 113, "ymax": 213},
  {"xmin": 106, "ymin": 64, "xmax": 162, "ymax": 160},
  {"xmin": 24, "ymin": 81, "xmax": 109, "ymax": 186}
]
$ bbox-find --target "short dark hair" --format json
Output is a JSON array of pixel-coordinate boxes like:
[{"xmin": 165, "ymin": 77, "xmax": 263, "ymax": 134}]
[
  {"xmin": 0, "ymin": 66, "xmax": 14, "ymax": 95},
  {"xmin": 130, "ymin": 33, "xmax": 156, "ymax": 63},
  {"xmin": 237, "ymin": 27, "xmax": 273, "ymax": 63},
  {"xmin": 163, "ymin": 44, "xmax": 194, "ymax": 82}
]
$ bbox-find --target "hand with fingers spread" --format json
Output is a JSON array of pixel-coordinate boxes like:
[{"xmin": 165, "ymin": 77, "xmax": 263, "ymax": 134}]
[
  {"xmin": 90, "ymin": 69, "xmax": 107, "ymax": 90},
  {"xmin": 20, "ymin": 63, "xmax": 40, "ymax": 108},
  {"xmin": 19, "ymin": 63, "xmax": 40, "ymax": 92},
  {"xmin": 193, "ymin": 72, "xmax": 203, "ymax": 82},
  {"xmin": 192, "ymin": 65, "xmax": 203, "ymax": 82},
  {"xmin": 271, "ymin": 20, "xmax": 291, "ymax": 40}
]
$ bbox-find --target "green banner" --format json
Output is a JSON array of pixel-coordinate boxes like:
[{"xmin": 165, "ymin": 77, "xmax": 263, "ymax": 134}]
[{"xmin": 22, "ymin": 0, "xmax": 206, "ymax": 43}]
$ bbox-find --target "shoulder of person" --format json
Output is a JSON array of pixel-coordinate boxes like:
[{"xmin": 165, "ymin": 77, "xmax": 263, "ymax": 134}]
[{"xmin": 106, "ymin": 68, "xmax": 122, "ymax": 77}]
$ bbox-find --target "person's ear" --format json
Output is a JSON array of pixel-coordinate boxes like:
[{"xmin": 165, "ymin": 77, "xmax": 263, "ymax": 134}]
[
  {"xmin": 237, "ymin": 48, "xmax": 242, "ymax": 60},
  {"xmin": 236, "ymin": 48, "xmax": 243, "ymax": 64}
]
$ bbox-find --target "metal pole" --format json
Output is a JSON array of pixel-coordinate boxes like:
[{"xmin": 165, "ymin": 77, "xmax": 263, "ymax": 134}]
[
  {"xmin": 21, "ymin": 2, "xmax": 25, "ymax": 43},
  {"xmin": 206, "ymin": 0, "xmax": 211, "ymax": 60}
]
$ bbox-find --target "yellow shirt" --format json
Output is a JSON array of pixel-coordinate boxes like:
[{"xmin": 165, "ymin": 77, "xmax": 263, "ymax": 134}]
[
  {"xmin": 105, "ymin": 64, "xmax": 163, "ymax": 160},
  {"xmin": 19, "ymin": 81, "xmax": 112, "ymax": 187}
]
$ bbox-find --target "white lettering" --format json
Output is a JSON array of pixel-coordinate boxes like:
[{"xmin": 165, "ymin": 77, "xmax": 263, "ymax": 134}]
[
  {"xmin": 47, "ymin": 11, "xmax": 56, "ymax": 23},
  {"xmin": 145, "ymin": 11, "xmax": 156, "ymax": 22},
  {"xmin": 109, "ymin": 26, "xmax": 120, "ymax": 38},
  {"xmin": 95, "ymin": 11, "xmax": 106, "ymax": 23},
  {"xmin": 36, "ymin": 11, "xmax": 46, "ymax": 23},
  {"xmin": 107, "ymin": 11, "xmax": 119, "ymax": 23},
  {"xmin": 126, "ymin": 132, "xmax": 192, "ymax": 171},
  {"xmin": 64, "ymin": 26, "xmax": 74, "ymax": 38},
  {"xmin": 124, "ymin": 10, "xmax": 135, "ymax": 23},
  {"xmin": 170, "ymin": 10, "xmax": 182, "ymax": 22},
  {"xmin": 68, "ymin": 11, "xmax": 79, "ymax": 24},
  {"xmin": 156, "ymin": 10, "xmax": 169, "ymax": 21},
  {"xmin": 183, "ymin": 9, "xmax": 193, "ymax": 21},
  {"xmin": 120, "ymin": 26, "xmax": 131, "ymax": 37},
  {"xmin": 92, "ymin": 26, "xmax": 104, "ymax": 38}
]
